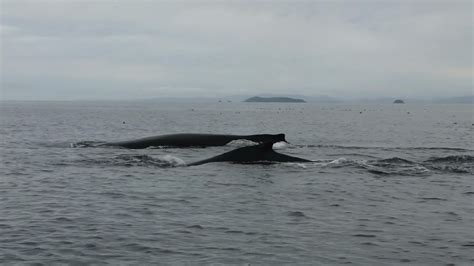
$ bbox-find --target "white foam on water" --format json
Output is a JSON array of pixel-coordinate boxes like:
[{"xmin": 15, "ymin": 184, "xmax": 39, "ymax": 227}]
[
  {"xmin": 227, "ymin": 140, "xmax": 289, "ymax": 149},
  {"xmin": 294, "ymin": 163, "xmax": 308, "ymax": 169},
  {"xmin": 226, "ymin": 139, "xmax": 259, "ymax": 147},
  {"xmin": 272, "ymin": 141, "xmax": 288, "ymax": 149},
  {"xmin": 159, "ymin": 155, "xmax": 187, "ymax": 166},
  {"xmin": 326, "ymin": 157, "xmax": 349, "ymax": 166},
  {"xmin": 281, "ymin": 162, "xmax": 308, "ymax": 168}
]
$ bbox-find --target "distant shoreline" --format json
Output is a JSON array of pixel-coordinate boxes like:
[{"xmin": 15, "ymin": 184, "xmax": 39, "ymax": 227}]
[
  {"xmin": 243, "ymin": 96, "xmax": 306, "ymax": 103},
  {"xmin": 0, "ymin": 95, "xmax": 472, "ymax": 104}
]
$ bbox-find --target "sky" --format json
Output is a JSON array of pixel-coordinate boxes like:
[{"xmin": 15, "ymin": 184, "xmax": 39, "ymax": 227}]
[{"xmin": 0, "ymin": 0, "xmax": 472, "ymax": 100}]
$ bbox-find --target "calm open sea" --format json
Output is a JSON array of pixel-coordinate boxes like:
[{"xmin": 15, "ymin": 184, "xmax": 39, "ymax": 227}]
[{"xmin": 0, "ymin": 101, "xmax": 473, "ymax": 265}]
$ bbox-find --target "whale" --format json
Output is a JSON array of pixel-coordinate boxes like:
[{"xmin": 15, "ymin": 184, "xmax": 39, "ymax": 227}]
[
  {"xmin": 187, "ymin": 142, "xmax": 311, "ymax": 166},
  {"xmin": 105, "ymin": 133, "xmax": 287, "ymax": 149}
]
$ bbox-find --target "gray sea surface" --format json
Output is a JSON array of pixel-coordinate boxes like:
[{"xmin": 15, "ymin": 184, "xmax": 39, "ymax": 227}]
[{"xmin": 0, "ymin": 101, "xmax": 473, "ymax": 265}]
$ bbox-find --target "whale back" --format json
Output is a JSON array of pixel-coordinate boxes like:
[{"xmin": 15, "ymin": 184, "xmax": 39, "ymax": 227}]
[
  {"xmin": 108, "ymin": 133, "xmax": 286, "ymax": 149},
  {"xmin": 245, "ymin": 133, "xmax": 287, "ymax": 144},
  {"xmin": 188, "ymin": 141, "xmax": 310, "ymax": 166}
]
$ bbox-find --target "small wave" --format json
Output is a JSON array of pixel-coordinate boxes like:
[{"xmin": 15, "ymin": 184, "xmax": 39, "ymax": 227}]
[
  {"xmin": 89, "ymin": 154, "xmax": 186, "ymax": 168},
  {"xmin": 305, "ymin": 144, "xmax": 374, "ymax": 150},
  {"xmin": 352, "ymin": 234, "xmax": 377, "ymax": 238},
  {"xmin": 424, "ymin": 155, "xmax": 474, "ymax": 164},
  {"xmin": 363, "ymin": 155, "xmax": 474, "ymax": 176},
  {"xmin": 423, "ymin": 155, "xmax": 473, "ymax": 174},
  {"xmin": 293, "ymin": 163, "xmax": 308, "ymax": 169},
  {"xmin": 287, "ymin": 211, "xmax": 306, "ymax": 217},
  {"xmin": 367, "ymin": 158, "xmax": 429, "ymax": 176},
  {"xmin": 419, "ymin": 197, "xmax": 448, "ymax": 201},
  {"xmin": 316, "ymin": 157, "xmax": 432, "ymax": 176},
  {"xmin": 413, "ymin": 147, "xmax": 473, "ymax": 151},
  {"xmin": 35, "ymin": 141, "xmax": 79, "ymax": 148},
  {"xmin": 70, "ymin": 141, "xmax": 107, "ymax": 148},
  {"xmin": 329, "ymin": 153, "xmax": 379, "ymax": 159},
  {"xmin": 303, "ymin": 144, "xmax": 473, "ymax": 152},
  {"xmin": 366, "ymin": 169, "xmax": 391, "ymax": 175},
  {"xmin": 324, "ymin": 158, "xmax": 359, "ymax": 167},
  {"xmin": 425, "ymin": 165, "xmax": 472, "ymax": 174},
  {"xmin": 278, "ymin": 162, "xmax": 310, "ymax": 168},
  {"xmin": 145, "ymin": 145, "xmax": 177, "ymax": 149},
  {"xmin": 376, "ymin": 157, "xmax": 415, "ymax": 164},
  {"xmin": 224, "ymin": 230, "xmax": 257, "ymax": 235},
  {"xmin": 187, "ymin": 225, "xmax": 204, "ymax": 229},
  {"xmin": 364, "ymin": 165, "xmax": 431, "ymax": 176}
]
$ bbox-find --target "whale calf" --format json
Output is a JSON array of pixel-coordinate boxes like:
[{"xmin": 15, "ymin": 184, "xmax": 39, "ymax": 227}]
[
  {"xmin": 188, "ymin": 142, "xmax": 311, "ymax": 166},
  {"xmin": 106, "ymin": 133, "xmax": 287, "ymax": 149}
]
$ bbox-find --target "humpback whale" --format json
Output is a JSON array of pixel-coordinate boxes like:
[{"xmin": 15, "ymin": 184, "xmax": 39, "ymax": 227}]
[
  {"xmin": 106, "ymin": 133, "xmax": 287, "ymax": 149},
  {"xmin": 187, "ymin": 142, "xmax": 311, "ymax": 166}
]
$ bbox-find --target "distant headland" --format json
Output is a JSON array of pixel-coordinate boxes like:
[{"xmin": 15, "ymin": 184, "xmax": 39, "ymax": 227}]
[{"xmin": 244, "ymin": 96, "xmax": 306, "ymax": 103}]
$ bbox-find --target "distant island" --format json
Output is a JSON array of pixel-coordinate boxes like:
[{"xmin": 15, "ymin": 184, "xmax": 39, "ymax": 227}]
[
  {"xmin": 393, "ymin": 99, "xmax": 405, "ymax": 104},
  {"xmin": 244, "ymin": 96, "xmax": 306, "ymax": 103},
  {"xmin": 137, "ymin": 95, "xmax": 472, "ymax": 104}
]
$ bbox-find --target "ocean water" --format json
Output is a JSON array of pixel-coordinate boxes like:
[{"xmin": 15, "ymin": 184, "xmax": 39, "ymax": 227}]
[{"xmin": 0, "ymin": 101, "xmax": 473, "ymax": 265}]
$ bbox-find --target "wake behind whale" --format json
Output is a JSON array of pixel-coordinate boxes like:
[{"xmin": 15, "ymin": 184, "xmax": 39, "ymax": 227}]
[{"xmin": 87, "ymin": 151, "xmax": 472, "ymax": 175}]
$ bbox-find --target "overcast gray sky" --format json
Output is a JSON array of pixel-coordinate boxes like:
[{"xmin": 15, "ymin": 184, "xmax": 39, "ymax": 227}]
[{"xmin": 1, "ymin": 0, "xmax": 472, "ymax": 100}]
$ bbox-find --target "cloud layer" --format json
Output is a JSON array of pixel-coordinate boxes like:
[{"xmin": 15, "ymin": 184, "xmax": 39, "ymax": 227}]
[{"xmin": 1, "ymin": 0, "xmax": 472, "ymax": 100}]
